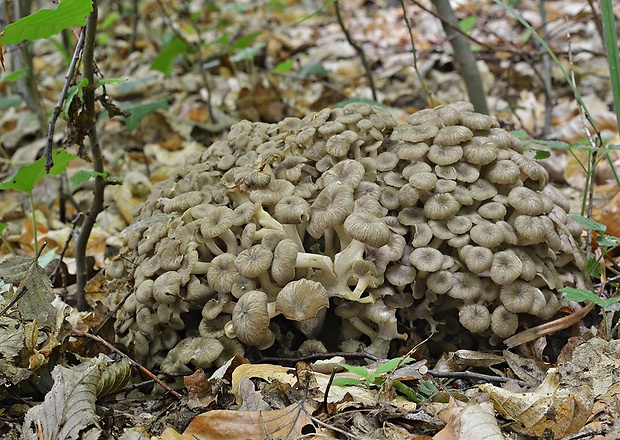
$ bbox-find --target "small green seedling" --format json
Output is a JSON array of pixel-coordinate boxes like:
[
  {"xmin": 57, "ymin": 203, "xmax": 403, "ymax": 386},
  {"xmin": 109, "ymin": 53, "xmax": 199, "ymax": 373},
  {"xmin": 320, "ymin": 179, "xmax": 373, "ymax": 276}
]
[
  {"xmin": 331, "ymin": 356, "xmax": 438, "ymax": 403},
  {"xmin": 0, "ymin": 150, "xmax": 76, "ymax": 254}
]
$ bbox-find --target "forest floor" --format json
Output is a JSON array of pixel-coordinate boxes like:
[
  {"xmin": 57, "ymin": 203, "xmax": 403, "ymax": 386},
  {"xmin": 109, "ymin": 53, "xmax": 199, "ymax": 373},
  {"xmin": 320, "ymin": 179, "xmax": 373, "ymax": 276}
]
[{"xmin": 1, "ymin": 0, "xmax": 620, "ymax": 438}]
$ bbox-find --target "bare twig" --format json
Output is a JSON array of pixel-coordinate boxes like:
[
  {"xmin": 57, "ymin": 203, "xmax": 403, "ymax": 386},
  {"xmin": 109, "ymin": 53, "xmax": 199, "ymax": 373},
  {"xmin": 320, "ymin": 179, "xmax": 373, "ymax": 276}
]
[
  {"xmin": 74, "ymin": 2, "xmax": 105, "ymax": 311},
  {"xmin": 399, "ymin": 0, "xmax": 435, "ymax": 106},
  {"xmin": 334, "ymin": 0, "xmax": 378, "ymax": 102},
  {"xmin": 45, "ymin": 30, "xmax": 86, "ymax": 173},
  {"xmin": 71, "ymin": 330, "xmax": 183, "ymax": 399},
  {"xmin": 427, "ymin": 370, "xmax": 529, "ymax": 387}
]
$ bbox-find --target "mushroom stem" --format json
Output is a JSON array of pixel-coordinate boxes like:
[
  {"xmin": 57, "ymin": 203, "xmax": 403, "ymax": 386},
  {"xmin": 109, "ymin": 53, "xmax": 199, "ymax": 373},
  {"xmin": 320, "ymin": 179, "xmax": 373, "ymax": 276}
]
[
  {"xmin": 282, "ymin": 224, "xmax": 305, "ymax": 252},
  {"xmin": 191, "ymin": 261, "xmax": 210, "ymax": 275},
  {"xmin": 347, "ymin": 316, "xmax": 376, "ymax": 339},
  {"xmin": 334, "ymin": 240, "xmax": 365, "ymax": 278},
  {"xmin": 254, "ymin": 205, "xmax": 284, "ymax": 232}
]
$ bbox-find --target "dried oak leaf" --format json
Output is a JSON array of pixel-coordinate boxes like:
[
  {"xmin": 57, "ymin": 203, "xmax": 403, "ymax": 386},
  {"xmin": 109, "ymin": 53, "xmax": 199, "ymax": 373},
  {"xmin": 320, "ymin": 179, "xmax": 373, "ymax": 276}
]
[{"xmin": 480, "ymin": 368, "xmax": 593, "ymax": 438}]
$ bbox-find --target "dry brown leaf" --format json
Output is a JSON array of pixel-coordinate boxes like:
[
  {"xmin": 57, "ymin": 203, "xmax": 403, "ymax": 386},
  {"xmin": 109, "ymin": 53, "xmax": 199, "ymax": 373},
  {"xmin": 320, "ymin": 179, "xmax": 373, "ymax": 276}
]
[
  {"xmin": 480, "ymin": 368, "xmax": 593, "ymax": 438},
  {"xmin": 180, "ymin": 401, "xmax": 315, "ymax": 440},
  {"xmin": 435, "ymin": 398, "xmax": 503, "ymax": 440}
]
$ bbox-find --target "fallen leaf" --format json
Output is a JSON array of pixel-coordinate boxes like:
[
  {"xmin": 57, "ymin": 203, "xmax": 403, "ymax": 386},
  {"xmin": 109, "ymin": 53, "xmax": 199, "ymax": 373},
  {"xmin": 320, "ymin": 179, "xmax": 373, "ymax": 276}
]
[
  {"xmin": 180, "ymin": 401, "xmax": 315, "ymax": 440},
  {"xmin": 480, "ymin": 368, "xmax": 593, "ymax": 438}
]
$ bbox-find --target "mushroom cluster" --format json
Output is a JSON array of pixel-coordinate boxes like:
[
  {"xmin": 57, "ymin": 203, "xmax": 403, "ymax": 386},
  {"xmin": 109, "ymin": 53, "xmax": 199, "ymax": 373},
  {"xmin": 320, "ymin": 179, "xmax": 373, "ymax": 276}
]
[{"xmin": 110, "ymin": 101, "xmax": 590, "ymax": 373}]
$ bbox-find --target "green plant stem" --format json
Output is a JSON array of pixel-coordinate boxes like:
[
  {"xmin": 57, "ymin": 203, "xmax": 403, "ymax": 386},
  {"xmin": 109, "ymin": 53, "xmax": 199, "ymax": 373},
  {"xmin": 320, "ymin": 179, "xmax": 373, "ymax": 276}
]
[
  {"xmin": 600, "ymin": 0, "xmax": 620, "ymax": 133},
  {"xmin": 74, "ymin": 1, "xmax": 103, "ymax": 311},
  {"xmin": 29, "ymin": 192, "xmax": 38, "ymax": 255}
]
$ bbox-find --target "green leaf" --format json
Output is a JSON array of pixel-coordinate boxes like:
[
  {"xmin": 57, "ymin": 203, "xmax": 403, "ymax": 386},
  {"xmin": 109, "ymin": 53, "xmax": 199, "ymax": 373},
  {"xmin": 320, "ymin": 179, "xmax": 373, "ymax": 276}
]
[
  {"xmin": 0, "ymin": 223, "xmax": 7, "ymax": 235},
  {"xmin": 526, "ymin": 148, "xmax": 551, "ymax": 160},
  {"xmin": 71, "ymin": 170, "xmax": 107, "ymax": 187},
  {"xmin": 417, "ymin": 379, "xmax": 439, "ymax": 398},
  {"xmin": 118, "ymin": 100, "xmax": 170, "ymax": 133},
  {"xmin": 560, "ymin": 287, "xmax": 619, "ymax": 308},
  {"xmin": 0, "ymin": 0, "xmax": 93, "ymax": 45},
  {"xmin": 459, "ymin": 16, "xmax": 476, "ymax": 33},
  {"xmin": 509, "ymin": 130, "xmax": 528, "ymax": 138},
  {"xmin": 331, "ymin": 378, "xmax": 364, "ymax": 387},
  {"xmin": 0, "ymin": 150, "xmax": 77, "ymax": 194},
  {"xmin": 38, "ymin": 247, "xmax": 58, "ymax": 269},
  {"xmin": 299, "ymin": 62, "xmax": 328, "ymax": 77},
  {"xmin": 568, "ymin": 215, "xmax": 606, "ymax": 233},
  {"xmin": 64, "ymin": 78, "xmax": 89, "ymax": 117},
  {"xmin": 229, "ymin": 44, "xmax": 264, "ymax": 62},
  {"xmin": 596, "ymin": 234, "xmax": 620, "ymax": 248},
  {"xmin": 374, "ymin": 356, "xmax": 417, "ymax": 375},
  {"xmin": 151, "ymin": 36, "xmax": 188, "ymax": 77},
  {"xmin": 227, "ymin": 31, "xmax": 261, "ymax": 52},
  {"xmin": 0, "ymin": 68, "xmax": 29, "ymax": 82},
  {"xmin": 95, "ymin": 78, "xmax": 127, "ymax": 88},
  {"xmin": 393, "ymin": 380, "xmax": 422, "ymax": 403},
  {"xmin": 0, "ymin": 95, "xmax": 23, "ymax": 111},
  {"xmin": 529, "ymin": 139, "xmax": 571, "ymax": 149},
  {"xmin": 273, "ymin": 60, "xmax": 294, "ymax": 74},
  {"xmin": 339, "ymin": 364, "xmax": 369, "ymax": 377}
]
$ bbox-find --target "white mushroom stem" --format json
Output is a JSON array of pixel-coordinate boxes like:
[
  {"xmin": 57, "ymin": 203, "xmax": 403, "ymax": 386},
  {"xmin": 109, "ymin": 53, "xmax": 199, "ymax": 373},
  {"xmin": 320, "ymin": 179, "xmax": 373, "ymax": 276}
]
[
  {"xmin": 295, "ymin": 253, "xmax": 336, "ymax": 278},
  {"xmin": 191, "ymin": 261, "xmax": 210, "ymax": 275},
  {"xmin": 204, "ymin": 230, "xmax": 238, "ymax": 256},
  {"xmin": 257, "ymin": 272, "xmax": 281, "ymax": 299},
  {"xmin": 254, "ymin": 205, "xmax": 284, "ymax": 232},
  {"xmin": 347, "ymin": 316, "xmax": 376, "ymax": 339},
  {"xmin": 334, "ymin": 239, "xmax": 365, "ymax": 277},
  {"xmin": 282, "ymin": 224, "xmax": 305, "ymax": 252}
]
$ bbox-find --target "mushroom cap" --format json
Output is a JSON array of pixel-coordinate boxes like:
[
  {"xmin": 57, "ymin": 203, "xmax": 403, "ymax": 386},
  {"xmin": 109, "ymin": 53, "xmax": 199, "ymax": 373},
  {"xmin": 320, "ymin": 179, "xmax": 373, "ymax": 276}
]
[
  {"xmin": 459, "ymin": 112, "xmax": 496, "ymax": 131},
  {"xmin": 207, "ymin": 253, "xmax": 238, "ymax": 293},
  {"xmin": 478, "ymin": 202, "xmax": 507, "ymax": 221},
  {"xmin": 490, "ymin": 305, "xmax": 519, "ymax": 338},
  {"xmin": 199, "ymin": 206, "xmax": 235, "ymax": 238},
  {"xmin": 234, "ymin": 245, "xmax": 273, "ymax": 278},
  {"xmin": 343, "ymin": 213, "xmax": 391, "ymax": 248},
  {"xmin": 153, "ymin": 272, "xmax": 182, "ymax": 304},
  {"xmin": 490, "ymin": 250, "xmax": 522, "ymax": 285},
  {"xmin": 307, "ymin": 182, "xmax": 354, "ymax": 239},
  {"xmin": 470, "ymin": 223, "xmax": 504, "ymax": 248},
  {"xmin": 250, "ymin": 179, "xmax": 295, "ymax": 205},
  {"xmin": 321, "ymin": 159, "xmax": 365, "ymax": 188},
  {"xmin": 426, "ymin": 270, "xmax": 456, "ymax": 294},
  {"xmin": 459, "ymin": 303, "xmax": 491, "ymax": 333},
  {"xmin": 499, "ymin": 280, "xmax": 535, "ymax": 313},
  {"xmin": 424, "ymin": 193, "xmax": 461, "ymax": 220},
  {"xmin": 434, "ymin": 126, "xmax": 473, "ymax": 147},
  {"xmin": 409, "ymin": 172, "xmax": 438, "ymax": 190},
  {"xmin": 513, "ymin": 215, "xmax": 546, "ymax": 243},
  {"xmin": 276, "ymin": 279, "xmax": 329, "ymax": 321},
  {"xmin": 232, "ymin": 290, "xmax": 274, "ymax": 347},
  {"xmin": 447, "ymin": 272, "xmax": 482, "ymax": 301},
  {"xmin": 462, "ymin": 139, "xmax": 499, "ymax": 165},
  {"xmin": 460, "ymin": 245, "xmax": 493, "ymax": 273},
  {"xmin": 508, "ymin": 187, "xmax": 547, "ymax": 216},
  {"xmin": 385, "ymin": 263, "xmax": 417, "ymax": 286},
  {"xmin": 272, "ymin": 239, "xmax": 299, "ymax": 285},
  {"xmin": 410, "ymin": 247, "xmax": 444, "ymax": 272},
  {"xmin": 485, "ymin": 160, "xmax": 521, "ymax": 185},
  {"xmin": 427, "ymin": 144, "xmax": 463, "ymax": 165},
  {"xmin": 273, "ymin": 196, "xmax": 311, "ymax": 224}
]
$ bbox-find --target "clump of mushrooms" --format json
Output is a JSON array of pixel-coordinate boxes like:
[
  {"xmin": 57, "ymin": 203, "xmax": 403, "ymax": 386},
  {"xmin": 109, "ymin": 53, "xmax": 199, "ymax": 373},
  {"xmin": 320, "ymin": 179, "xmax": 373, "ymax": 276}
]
[{"xmin": 110, "ymin": 102, "xmax": 590, "ymax": 372}]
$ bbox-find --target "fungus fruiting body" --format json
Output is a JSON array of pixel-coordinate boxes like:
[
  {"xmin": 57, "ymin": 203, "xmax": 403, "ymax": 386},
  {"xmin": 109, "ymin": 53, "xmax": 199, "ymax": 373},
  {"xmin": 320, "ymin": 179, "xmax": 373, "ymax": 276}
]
[{"xmin": 112, "ymin": 102, "xmax": 590, "ymax": 372}]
